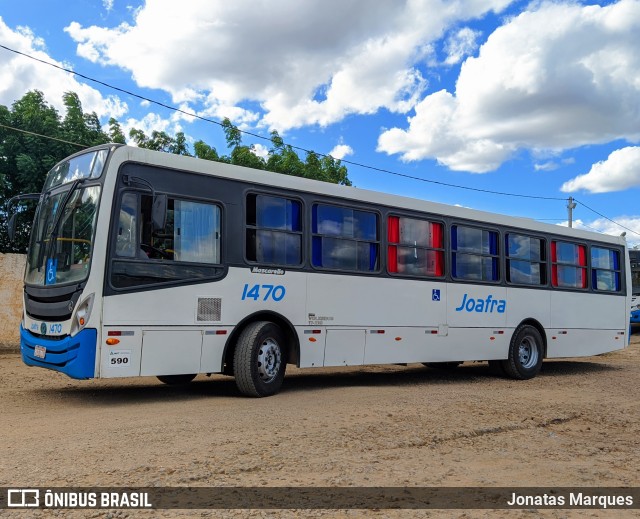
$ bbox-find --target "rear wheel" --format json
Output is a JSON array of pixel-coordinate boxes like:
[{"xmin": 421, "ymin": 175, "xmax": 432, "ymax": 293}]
[
  {"xmin": 501, "ymin": 324, "xmax": 544, "ymax": 380},
  {"xmin": 157, "ymin": 374, "xmax": 196, "ymax": 385},
  {"xmin": 234, "ymin": 321, "xmax": 287, "ymax": 397}
]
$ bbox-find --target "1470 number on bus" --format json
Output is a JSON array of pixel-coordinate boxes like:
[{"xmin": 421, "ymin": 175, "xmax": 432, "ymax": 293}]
[{"xmin": 241, "ymin": 284, "xmax": 286, "ymax": 302}]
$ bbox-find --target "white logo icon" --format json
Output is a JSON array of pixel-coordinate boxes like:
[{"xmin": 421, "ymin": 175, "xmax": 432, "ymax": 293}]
[{"xmin": 8, "ymin": 489, "xmax": 39, "ymax": 507}]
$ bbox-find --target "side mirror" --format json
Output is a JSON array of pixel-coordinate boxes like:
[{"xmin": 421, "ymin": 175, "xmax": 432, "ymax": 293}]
[
  {"xmin": 7, "ymin": 213, "xmax": 17, "ymax": 242},
  {"xmin": 151, "ymin": 194, "xmax": 167, "ymax": 232}
]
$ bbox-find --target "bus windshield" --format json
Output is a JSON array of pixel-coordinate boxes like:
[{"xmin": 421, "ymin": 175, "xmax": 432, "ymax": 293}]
[{"xmin": 24, "ymin": 150, "xmax": 107, "ymax": 286}]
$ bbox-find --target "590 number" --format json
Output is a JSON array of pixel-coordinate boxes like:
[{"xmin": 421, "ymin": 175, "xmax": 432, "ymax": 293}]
[{"xmin": 241, "ymin": 284, "xmax": 286, "ymax": 302}]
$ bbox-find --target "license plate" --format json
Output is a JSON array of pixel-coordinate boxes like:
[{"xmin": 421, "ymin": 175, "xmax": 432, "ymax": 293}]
[{"xmin": 34, "ymin": 345, "xmax": 46, "ymax": 359}]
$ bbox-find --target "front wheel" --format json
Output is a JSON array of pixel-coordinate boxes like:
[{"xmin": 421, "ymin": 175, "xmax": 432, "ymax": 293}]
[
  {"xmin": 234, "ymin": 321, "xmax": 287, "ymax": 397},
  {"xmin": 501, "ymin": 324, "xmax": 544, "ymax": 380}
]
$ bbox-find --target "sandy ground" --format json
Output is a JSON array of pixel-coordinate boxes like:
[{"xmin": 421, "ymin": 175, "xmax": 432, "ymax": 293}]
[{"xmin": 1, "ymin": 331, "xmax": 640, "ymax": 519}]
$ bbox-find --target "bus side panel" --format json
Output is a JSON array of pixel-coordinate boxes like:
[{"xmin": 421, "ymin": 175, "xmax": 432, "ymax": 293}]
[
  {"xmin": 363, "ymin": 328, "xmax": 446, "ymax": 365},
  {"xmin": 546, "ymin": 329, "xmax": 625, "ymax": 358},
  {"xmin": 504, "ymin": 287, "xmax": 551, "ymax": 330},
  {"xmin": 363, "ymin": 327, "xmax": 510, "ymax": 364},
  {"xmin": 447, "ymin": 284, "xmax": 507, "ymax": 328},
  {"xmin": 295, "ymin": 326, "xmax": 326, "ymax": 368},
  {"xmin": 550, "ymin": 292, "xmax": 627, "ymax": 330},
  {"xmin": 306, "ymin": 274, "xmax": 447, "ymax": 328},
  {"xmin": 140, "ymin": 330, "xmax": 202, "ymax": 376}
]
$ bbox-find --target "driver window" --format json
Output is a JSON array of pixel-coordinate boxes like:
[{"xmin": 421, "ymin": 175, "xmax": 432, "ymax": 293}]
[
  {"xmin": 118, "ymin": 193, "xmax": 221, "ymax": 264},
  {"xmin": 111, "ymin": 191, "xmax": 223, "ymax": 289}
]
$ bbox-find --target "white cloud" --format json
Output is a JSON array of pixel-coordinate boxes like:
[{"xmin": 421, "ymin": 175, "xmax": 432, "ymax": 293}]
[
  {"xmin": 561, "ymin": 147, "xmax": 640, "ymax": 193},
  {"xmin": 64, "ymin": 0, "xmax": 512, "ymax": 132},
  {"xmin": 0, "ymin": 17, "xmax": 127, "ymax": 121},
  {"xmin": 559, "ymin": 216, "xmax": 640, "ymax": 248},
  {"xmin": 121, "ymin": 112, "xmax": 173, "ymax": 142},
  {"xmin": 251, "ymin": 143, "xmax": 269, "ymax": 160},
  {"xmin": 328, "ymin": 143, "xmax": 353, "ymax": 160},
  {"xmin": 378, "ymin": 0, "xmax": 640, "ymax": 172},
  {"xmin": 443, "ymin": 27, "xmax": 481, "ymax": 65},
  {"xmin": 534, "ymin": 161, "xmax": 559, "ymax": 172}
]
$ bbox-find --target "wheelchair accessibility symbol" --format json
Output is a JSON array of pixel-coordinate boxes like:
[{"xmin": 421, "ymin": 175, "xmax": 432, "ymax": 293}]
[
  {"xmin": 432, "ymin": 289, "xmax": 441, "ymax": 301},
  {"xmin": 45, "ymin": 259, "xmax": 57, "ymax": 285}
]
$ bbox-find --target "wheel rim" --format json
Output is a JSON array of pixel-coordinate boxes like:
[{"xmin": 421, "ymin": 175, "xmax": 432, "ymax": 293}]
[
  {"xmin": 518, "ymin": 336, "xmax": 539, "ymax": 369},
  {"xmin": 257, "ymin": 337, "xmax": 282, "ymax": 383}
]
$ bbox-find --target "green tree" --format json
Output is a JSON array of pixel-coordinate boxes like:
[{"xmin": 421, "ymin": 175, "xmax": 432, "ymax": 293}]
[
  {"xmin": 61, "ymin": 92, "xmax": 109, "ymax": 153},
  {"xmin": 108, "ymin": 117, "xmax": 126, "ymax": 144},
  {"xmin": 0, "ymin": 90, "xmax": 111, "ymax": 253},
  {"xmin": 193, "ymin": 140, "xmax": 220, "ymax": 161},
  {"xmin": 169, "ymin": 132, "xmax": 191, "ymax": 156},
  {"xmin": 0, "ymin": 91, "xmax": 66, "ymax": 252}
]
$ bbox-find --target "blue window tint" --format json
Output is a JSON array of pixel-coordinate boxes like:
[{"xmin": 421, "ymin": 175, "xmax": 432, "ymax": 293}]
[
  {"xmin": 251, "ymin": 230, "xmax": 301, "ymax": 265},
  {"xmin": 506, "ymin": 233, "xmax": 546, "ymax": 285},
  {"xmin": 591, "ymin": 247, "xmax": 621, "ymax": 292},
  {"xmin": 507, "ymin": 234, "xmax": 542, "ymax": 261},
  {"xmin": 312, "ymin": 204, "xmax": 378, "ymax": 272},
  {"xmin": 246, "ymin": 194, "xmax": 302, "ymax": 266},
  {"xmin": 508, "ymin": 259, "xmax": 543, "ymax": 285},
  {"xmin": 451, "ymin": 225, "xmax": 499, "ymax": 281},
  {"xmin": 256, "ymin": 195, "xmax": 301, "ymax": 231},
  {"xmin": 556, "ymin": 242, "xmax": 581, "ymax": 264}
]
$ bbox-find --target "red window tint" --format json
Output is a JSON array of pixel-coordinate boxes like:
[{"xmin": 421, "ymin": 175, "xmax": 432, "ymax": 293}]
[
  {"xmin": 388, "ymin": 216, "xmax": 444, "ymax": 277},
  {"xmin": 552, "ymin": 241, "xmax": 587, "ymax": 289}
]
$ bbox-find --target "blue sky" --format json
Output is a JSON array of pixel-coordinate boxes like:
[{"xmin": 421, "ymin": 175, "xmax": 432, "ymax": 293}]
[{"xmin": 1, "ymin": 0, "xmax": 639, "ymax": 246}]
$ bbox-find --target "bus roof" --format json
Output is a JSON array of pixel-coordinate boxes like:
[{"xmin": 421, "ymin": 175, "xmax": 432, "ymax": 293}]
[{"xmin": 111, "ymin": 144, "xmax": 625, "ymax": 247}]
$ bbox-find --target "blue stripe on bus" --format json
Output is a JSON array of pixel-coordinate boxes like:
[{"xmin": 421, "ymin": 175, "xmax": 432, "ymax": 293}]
[{"xmin": 20, "ymin": 325, "xmax": 97, "ymax": 380}]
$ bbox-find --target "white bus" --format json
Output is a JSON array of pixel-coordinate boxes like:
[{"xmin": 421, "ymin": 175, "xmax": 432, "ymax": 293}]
[{"xmin": 16, "ymin": 144, "xmax": 631, "ymax": 396}]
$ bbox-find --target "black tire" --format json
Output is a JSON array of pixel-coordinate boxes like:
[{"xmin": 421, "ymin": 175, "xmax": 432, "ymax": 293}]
[
  {"xmin": 157, "ymin": 374, "xmax": 196, "ymax": 385},
  {"xmin": 422, "ymin": 361, "xmax": 463, "ymax": 370},
  {"xmin": 501, "ymin": 324, "xmax": 544, "ymax": 380},
  {"xmin": 234, "ymin": 321, "xmax": 287, "ymax": 397}
]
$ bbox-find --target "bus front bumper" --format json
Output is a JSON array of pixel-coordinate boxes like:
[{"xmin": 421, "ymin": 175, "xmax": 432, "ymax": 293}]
[{"xmin": 20, "ymin": 325, "xmax": 97, "ymax": 379}]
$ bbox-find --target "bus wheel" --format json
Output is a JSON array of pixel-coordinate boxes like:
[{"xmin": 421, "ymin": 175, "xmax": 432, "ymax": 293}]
[
  {"xmin": 502, "ymin": 325, "xmax": 543, "ymax": 380},
  {"xmin": 157, "ymin": 374, "xmax": 196, "ymax": 385},
  {"xmin": 422, "ymin": 362, "xmax": 462, "ymax": 370},
  {"xmin": 234, "ymin": 321, "xmax": 286, "ymax": 397}
]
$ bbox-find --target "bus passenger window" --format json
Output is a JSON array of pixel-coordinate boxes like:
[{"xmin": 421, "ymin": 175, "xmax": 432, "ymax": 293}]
[
  {"xmin": 505, "ymin": 233, "xmax": 546, "ymax": 285},
  {"xmin": 551, "ymin": 241, "xmax": 587, "ymax": 289},
  {"xmin": 311, "ymin": 204, "xmax": 379, "ymax": 272},
  {"xmin": 451, "ymin": 225, "xmax": 499, "ymax": 281},
  {"xmin": 246, "ymin": 194, "xmax": 302, "ymax": 265},
  {"xmin": 591, "ymin": 246, "xmax": 621, "ymax": 292},
  {"xmin": 387, "ymin": 216, "xmax": 444, "ymax": 277}
]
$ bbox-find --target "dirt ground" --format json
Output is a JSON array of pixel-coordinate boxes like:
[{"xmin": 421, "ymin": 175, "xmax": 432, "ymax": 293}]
[{"xmin": 1, "ymin": 331, "xmax": 640, "ymax": 519}]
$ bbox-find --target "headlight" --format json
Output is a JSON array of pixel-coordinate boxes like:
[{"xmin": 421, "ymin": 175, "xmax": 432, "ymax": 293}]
[{"xmin": 70, "ymin": 293, "xmax": 95, "ymax": 337}]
